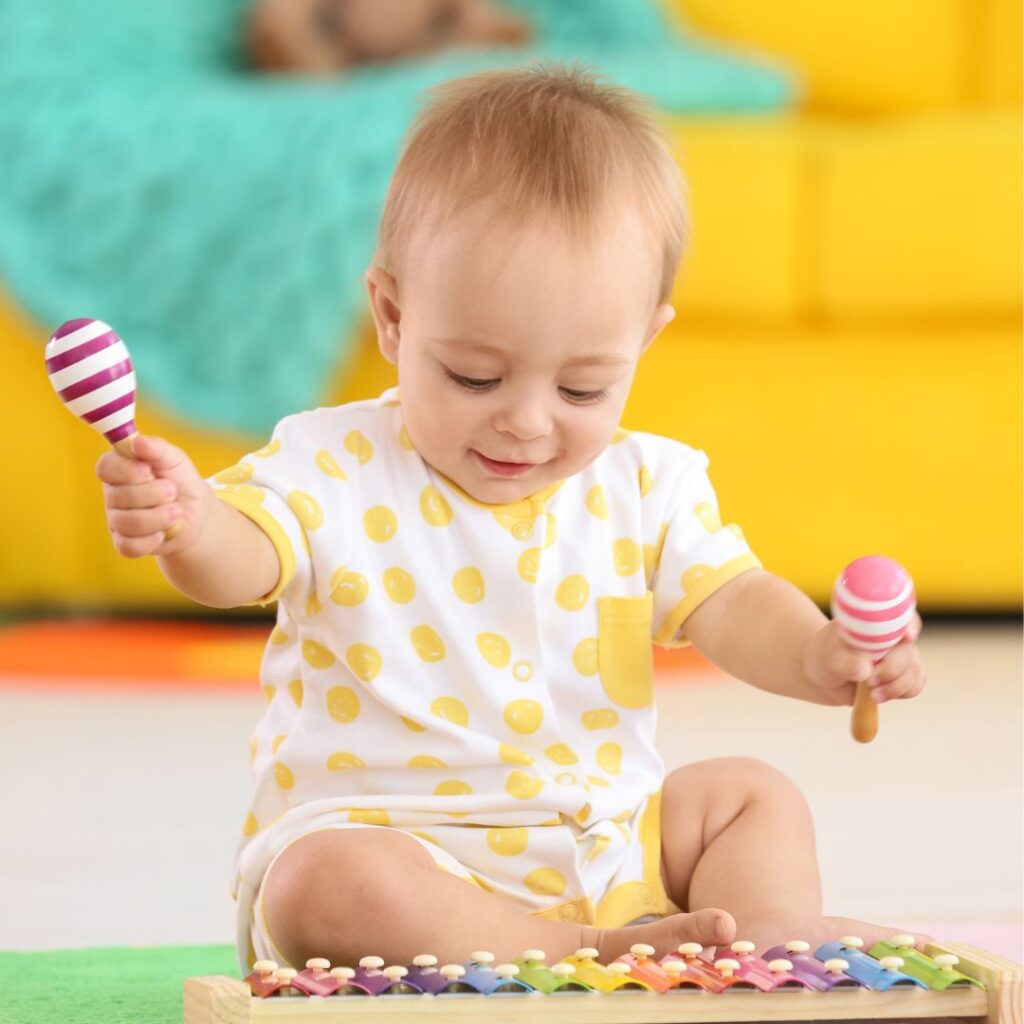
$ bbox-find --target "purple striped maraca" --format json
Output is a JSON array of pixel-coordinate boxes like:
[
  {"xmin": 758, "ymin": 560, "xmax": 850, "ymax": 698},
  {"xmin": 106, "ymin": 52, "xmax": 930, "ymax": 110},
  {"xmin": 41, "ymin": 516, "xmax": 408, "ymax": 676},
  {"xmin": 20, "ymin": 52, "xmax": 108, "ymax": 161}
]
[
  {"xmin": 45, "ymin": 317, "xmax": 180, "ymax": 539},
  {"xmin": 831, "ymin": 556, "xmax": 916, "ymax": 743},
  {"xmin": 45, "ymin": 318, "xmax": 137, "ymax": 452}
]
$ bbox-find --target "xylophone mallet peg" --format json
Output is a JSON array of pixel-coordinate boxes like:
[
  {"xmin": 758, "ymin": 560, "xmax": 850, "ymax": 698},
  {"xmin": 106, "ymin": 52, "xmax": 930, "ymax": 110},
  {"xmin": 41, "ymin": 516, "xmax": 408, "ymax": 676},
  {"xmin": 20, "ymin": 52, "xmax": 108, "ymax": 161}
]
[
  {"xmin": 521, "ymin": 949, "xmax": 546, "ymax": 963},
  {"xmin": 879, "ymin": 956, "xmax": 905, "ymax": 973},
  {"xmin": 440, "ymin": 964, "xmax": 465, "ymax": 980},
  {"xmin": 730, "ymin": 940, "xmax": 756, "ymax": 956},
  {"xmin": 495, "ymin": 964, "xmax": 520, "ymax": 979},
  {"xmin": 630, "ymin": 943, "xmax": 656, "ymax": 960},
  {"xmin": 412, "ymin": 954, "xmax": 438, "ymax": 969},
  {"xmin": 551, "ymin": 964, "xmax": 576, "ymax": 977},
  {"xmin": 253, "ymin": 959, "xmax": 279, "ymax": 979},
  {"xmin": 785, "ymin": 940, "xmax": 810, "ymax": 955},
  {"xmin": 330, "ymin": 966, "xmax": 355, "ymax": 981},
  {"xmin": 45, "ymin": 318, "xmax": 181, "ymax": 540},
  {"xmin": 768, "ymin": 959, "xmax": 793, "ymax": 975},
  {"xmin": 359, "ymin": 955, "xmax": 385, "ymax": 971},
  {"xmin": 890, "ymin": 933, "xmax": 917, "ymax": 949},
  {"xmin": 662, "ymin": 959, "xmax": 687, "ymax": 976},
  {"xmin": 824, "ymin": 958, "xmax": 849, "ymax": 975},
  {"xmin": 383, "ymin": 965, "xmax": 408, "ymax": 981},
  {"xmin": 470, "ymin": 951, "xmax": 495, "ymax": 965},
  {"xmin": 934, "ymin": 954, "xmax": 960, "ymax": 972},
  {"xmin": 832, "ymin": 555, "xmax": 916, "ymax": 743},
  {"xmin": 839, "ymin": 935, "xmax": 864, "ymax": 950},
  {"xmin": 677, "ymin": 942, "xmax": 703, "ymax": 958},
  {"xmin": 606, "ymin": 962, "xmax": 632, "ymax": 977},
  {"xmin": 574, "ymin": 948, "xmax": 600, "ymax": 960},
  {"xmin": 305, "ymin": 957, "xmax": 330, "ymax": 976},
  {"xmin": 714, "ymin": 958, "xmax": 740, "ymax": 978}
]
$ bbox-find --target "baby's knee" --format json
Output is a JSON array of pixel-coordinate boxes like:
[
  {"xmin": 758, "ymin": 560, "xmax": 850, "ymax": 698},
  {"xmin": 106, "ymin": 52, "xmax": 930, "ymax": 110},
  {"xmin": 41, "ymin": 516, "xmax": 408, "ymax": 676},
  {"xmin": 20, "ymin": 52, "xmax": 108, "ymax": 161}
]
[
  {"xmin": 262, "ymin": 828, "xmax": 434, "ymax": 962},
  {"xmin": 712, "ymin": 756, "xmax": 811, "ymax": 817},
  {"xmin": 670, "ymin": 756, "xmax": 809, "ymax": 816}
]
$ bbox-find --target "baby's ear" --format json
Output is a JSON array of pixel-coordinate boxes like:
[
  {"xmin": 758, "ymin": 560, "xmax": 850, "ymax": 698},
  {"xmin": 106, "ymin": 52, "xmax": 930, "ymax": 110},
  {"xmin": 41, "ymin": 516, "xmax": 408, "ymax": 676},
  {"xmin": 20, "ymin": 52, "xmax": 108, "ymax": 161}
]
[
  {"xmin": 365, "ymin": 266, "xmax": 402, "ymax": 363},
  {"xmin": 642, "ymin": 303, "xmax": 676, "ymax": 351}
]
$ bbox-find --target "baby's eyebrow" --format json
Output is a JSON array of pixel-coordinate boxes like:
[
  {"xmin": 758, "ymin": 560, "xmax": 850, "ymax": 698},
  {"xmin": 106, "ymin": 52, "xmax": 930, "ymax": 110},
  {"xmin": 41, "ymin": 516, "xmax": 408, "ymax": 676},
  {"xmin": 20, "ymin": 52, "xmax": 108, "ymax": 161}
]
[{"xmin": 433, "ymin": 337, "xmax": 629, "ymax": 368}]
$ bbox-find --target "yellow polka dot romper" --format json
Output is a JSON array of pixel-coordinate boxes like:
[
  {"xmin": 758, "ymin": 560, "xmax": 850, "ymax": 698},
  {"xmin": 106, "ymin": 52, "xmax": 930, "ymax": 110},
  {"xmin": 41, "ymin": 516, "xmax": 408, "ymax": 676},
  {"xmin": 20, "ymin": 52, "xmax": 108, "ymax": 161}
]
[{"xmin": 210, "ymin": 388, "xmax": 760, "ymax": 964}]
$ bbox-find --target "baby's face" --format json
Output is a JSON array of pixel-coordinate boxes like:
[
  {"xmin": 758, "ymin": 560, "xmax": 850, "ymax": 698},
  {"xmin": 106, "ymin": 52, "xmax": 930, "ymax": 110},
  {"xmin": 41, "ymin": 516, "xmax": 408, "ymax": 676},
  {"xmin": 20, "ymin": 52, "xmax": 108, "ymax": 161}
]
[{"xmin": 368, "ymin": 206, "xmax": 674, "ymax": 504}]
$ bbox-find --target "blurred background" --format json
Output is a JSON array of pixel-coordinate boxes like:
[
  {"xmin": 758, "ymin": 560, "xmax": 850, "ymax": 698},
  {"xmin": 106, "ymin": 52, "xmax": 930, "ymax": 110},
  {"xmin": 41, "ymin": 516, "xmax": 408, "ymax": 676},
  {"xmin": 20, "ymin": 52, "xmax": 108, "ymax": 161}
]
[{"xmin": 0, "ymin": 0, "xmax": 1021, "ymax": 989}]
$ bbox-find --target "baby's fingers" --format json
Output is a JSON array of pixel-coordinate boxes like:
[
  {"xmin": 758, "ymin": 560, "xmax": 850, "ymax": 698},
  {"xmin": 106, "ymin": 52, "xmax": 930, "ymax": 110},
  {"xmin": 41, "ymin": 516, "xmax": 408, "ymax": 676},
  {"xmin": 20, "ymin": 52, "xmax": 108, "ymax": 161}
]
[
  {"xmin": 870, "ymin": 644, "xmax": 927, "ymax": 703},
  {"xmin": 104, "ymin": 478, "xmax": 176, "ymax": 511},
  {"xmin": 872, "ymin": 664, "xmax": 928, "ymax": 703},
  {"xmin": 108, "ymin": 505, "xmax": 181, "ymax": 557},
  {"xmin": 96, "ymin": 448, "xmax": 155, "ymax": 485}
]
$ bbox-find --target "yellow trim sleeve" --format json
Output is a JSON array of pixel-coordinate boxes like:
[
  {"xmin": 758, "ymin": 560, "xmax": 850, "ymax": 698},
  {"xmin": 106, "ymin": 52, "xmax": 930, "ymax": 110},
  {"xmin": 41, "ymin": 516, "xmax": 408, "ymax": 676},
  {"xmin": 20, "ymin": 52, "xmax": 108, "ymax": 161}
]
[
  {"xmin": 213, "ymin": 488, "xmax": 296, "ymax": 606},
  {"xmin": 654, "ymin": 553, "xmax": 762, "ymax": 648}
]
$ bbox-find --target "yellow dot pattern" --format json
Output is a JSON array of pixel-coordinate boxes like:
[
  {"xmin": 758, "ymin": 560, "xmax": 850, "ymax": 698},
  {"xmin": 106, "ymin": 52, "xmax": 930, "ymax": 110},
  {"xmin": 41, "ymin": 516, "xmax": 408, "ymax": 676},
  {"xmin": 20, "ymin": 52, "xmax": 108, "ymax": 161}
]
[
  {"xmin": 504, "ymin": 699, "xmax": 544, "ymax": 734},
  {"xmin": 383, "ymin": 566, "xmax": 416, "ymax": 604},
  {"xmin": 316, "ymin": 449, "xmax": 346, "ymax": 480},
  {"xmin": 327, "ymin": 751, "xmax": 365, "ymax": 770},
  {"xmin": 452, "ymin": 567, "xmax": 485, "ymax": 604},
  {"xmin": 476, "ymin": 632, "xmax": 511, "ymax": 668},
  {"xmin": 346, "ymin": 644, "xmax": 382, "ymax": 683},
  {"xmin": 572, "ymin": 637, "xmax": 598, "ymax": 677},
  {"xmin": 344, "ymin": 430, "xmax": 373, "ymax": 464},
  {"xmin": 329, "ymin": 567, "xmax": 368, "ymax": 606},
  {"xmin": 410, "ymin": 625, "xmax": 446, "ymax": 662},
  {"xmin": 420, "ymin": 486, "xmax": 453, "ymax": 527},
  {"xmin": 431, "ymin": 696, "xmax": 469, "ymax": 727},
  {"xmin": 363, "ymin": 506, "xmax": 397, "ymax": 542},
  {"xmin": 555, "ymin": 574, "xmax": 590, "ymax": 612},
  {"xmin": 326, "ymin": 686, "xmax": 360, "ymax": 723}
]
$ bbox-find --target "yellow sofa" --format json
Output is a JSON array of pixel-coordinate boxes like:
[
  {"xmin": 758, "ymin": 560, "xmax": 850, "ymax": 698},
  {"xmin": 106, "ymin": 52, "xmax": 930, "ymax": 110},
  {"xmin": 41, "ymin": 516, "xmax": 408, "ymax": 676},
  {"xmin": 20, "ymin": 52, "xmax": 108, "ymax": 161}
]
[{"xmin": 2, "ymin": 0, "xmax": 1020, "ymax": 611}]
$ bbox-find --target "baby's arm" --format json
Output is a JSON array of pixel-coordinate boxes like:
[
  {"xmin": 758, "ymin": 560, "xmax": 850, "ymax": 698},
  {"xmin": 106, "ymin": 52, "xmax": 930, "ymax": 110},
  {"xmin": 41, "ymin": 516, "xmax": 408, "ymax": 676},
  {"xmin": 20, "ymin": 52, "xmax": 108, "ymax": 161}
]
[
  {"xmin": 680, "ymin": 568, "xmax": 858, "ymax": 705},
  {"xmin": 96, "ymin": 434, "xmax": 280, "ymax": 608}
]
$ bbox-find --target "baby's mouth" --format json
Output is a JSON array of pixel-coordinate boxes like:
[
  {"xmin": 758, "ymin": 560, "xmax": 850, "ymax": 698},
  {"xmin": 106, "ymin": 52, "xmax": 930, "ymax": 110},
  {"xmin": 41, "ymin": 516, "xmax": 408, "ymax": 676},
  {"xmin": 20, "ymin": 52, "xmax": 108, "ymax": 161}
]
[{"xmin": 472, "ymin": 450, "xmax": 539, "ymax": 478}]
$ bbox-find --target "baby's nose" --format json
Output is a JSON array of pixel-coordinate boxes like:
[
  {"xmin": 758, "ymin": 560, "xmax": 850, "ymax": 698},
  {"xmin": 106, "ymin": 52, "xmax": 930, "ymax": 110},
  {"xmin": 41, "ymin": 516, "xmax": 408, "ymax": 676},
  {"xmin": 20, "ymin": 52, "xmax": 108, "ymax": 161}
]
[{"xmin": 493, "ymin": 397, "xmax": 552, "ymax": 442}]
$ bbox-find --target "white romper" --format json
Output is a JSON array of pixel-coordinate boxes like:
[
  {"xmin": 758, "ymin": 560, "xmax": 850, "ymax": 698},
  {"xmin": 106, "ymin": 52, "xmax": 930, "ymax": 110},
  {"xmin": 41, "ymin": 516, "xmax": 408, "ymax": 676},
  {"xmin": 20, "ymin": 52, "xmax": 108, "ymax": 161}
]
[{"xmin": 209, "ymin": 387, "xmax": 760, "ymax": 971}]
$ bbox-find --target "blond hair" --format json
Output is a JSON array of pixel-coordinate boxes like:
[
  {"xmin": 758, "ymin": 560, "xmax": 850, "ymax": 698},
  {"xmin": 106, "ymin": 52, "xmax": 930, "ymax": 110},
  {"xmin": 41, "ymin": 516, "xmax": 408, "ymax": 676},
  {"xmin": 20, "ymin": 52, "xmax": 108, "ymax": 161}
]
[{"xmin": 375, "ymin": 62, "xmax": 688, "ymax": 303}]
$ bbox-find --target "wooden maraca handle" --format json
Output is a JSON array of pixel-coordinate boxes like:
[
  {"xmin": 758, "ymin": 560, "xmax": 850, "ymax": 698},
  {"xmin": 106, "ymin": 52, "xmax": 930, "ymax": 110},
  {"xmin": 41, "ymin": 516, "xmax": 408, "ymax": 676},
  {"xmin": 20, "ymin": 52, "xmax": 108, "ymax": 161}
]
[
  {"xmin": 113, "ymin": 433, "xmax": 182, "ymax": 541},
  {"xmin": 851, "ymin": 681, "xmax": 878, "ymax": 743}
]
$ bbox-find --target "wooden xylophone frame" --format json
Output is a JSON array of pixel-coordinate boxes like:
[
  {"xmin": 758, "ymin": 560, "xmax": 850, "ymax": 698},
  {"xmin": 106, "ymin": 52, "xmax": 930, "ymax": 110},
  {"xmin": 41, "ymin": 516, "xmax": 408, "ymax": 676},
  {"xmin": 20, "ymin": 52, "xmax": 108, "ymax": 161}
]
[{"xmin": 184, "ymin": 942, "xmax": 1022, "ymax": 1024}]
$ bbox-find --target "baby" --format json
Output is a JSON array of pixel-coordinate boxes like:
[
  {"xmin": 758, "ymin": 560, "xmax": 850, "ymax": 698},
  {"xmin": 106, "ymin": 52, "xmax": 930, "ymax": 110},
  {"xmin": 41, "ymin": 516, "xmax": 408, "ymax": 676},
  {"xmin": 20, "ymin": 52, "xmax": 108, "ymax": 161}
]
[{"xmin": 95, "ymin": 64, "xmax": 927, "ymax": 973}]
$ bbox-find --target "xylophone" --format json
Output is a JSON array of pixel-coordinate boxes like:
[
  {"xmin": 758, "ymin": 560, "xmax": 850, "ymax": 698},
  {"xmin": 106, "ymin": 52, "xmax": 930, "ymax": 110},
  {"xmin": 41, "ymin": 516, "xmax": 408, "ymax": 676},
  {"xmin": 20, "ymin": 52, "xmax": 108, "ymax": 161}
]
[{"xmin": 184, "ymin": 934, "xmax": 1022, "ymax": 1023}]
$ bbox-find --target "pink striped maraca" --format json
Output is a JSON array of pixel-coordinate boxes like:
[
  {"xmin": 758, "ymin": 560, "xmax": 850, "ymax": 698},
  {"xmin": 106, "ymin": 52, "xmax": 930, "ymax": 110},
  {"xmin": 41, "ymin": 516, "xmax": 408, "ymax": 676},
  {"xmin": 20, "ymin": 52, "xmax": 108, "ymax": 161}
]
[
  {"xmin": 45, "ymin": 317, "xmax": 180, "ymax": 539},
  {"xmin": 831, "ymin": 556, "xmax": 916, "ymax": 743}
]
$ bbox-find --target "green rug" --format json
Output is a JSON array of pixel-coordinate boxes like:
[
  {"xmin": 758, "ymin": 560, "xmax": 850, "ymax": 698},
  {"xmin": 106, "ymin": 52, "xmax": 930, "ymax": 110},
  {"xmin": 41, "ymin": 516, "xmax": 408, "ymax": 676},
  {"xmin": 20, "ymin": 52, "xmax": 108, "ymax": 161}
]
[{"xmin": 0, "ymin": 945, "xmax": 237, "ymax": 1024}]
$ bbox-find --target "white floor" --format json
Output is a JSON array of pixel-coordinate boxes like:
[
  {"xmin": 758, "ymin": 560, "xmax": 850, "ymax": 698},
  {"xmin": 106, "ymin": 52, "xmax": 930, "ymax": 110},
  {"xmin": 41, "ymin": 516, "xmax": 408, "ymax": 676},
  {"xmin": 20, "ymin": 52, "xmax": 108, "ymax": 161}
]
[{"xmin": 2, "ymin": 623, "xmax": 1021, "ymax": 956}]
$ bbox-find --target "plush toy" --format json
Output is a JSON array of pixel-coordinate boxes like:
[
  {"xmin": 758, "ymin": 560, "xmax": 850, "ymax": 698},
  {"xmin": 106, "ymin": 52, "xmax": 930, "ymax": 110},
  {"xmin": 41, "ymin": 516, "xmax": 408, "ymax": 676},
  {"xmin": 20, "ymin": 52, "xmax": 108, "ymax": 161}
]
[{"xmin": 246, "ymin": 0, "xmax": 531, "ymax": 74}]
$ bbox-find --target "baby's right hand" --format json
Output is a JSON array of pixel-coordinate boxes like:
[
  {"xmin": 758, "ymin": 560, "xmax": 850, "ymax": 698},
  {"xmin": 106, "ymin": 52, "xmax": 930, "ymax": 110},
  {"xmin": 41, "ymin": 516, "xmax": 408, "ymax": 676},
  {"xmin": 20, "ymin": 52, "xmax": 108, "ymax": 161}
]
[{"xmin": 95, "ymin": 434, "xmax": 213, "ymax": 558}]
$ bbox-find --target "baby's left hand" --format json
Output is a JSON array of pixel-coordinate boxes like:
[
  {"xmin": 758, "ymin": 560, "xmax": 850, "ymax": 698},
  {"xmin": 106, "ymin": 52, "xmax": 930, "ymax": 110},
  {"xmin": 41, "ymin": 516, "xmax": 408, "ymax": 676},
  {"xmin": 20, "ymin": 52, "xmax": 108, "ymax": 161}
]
[{"xmin": 801, "ymin": 615, "xmax": 927, "ymax": 707}]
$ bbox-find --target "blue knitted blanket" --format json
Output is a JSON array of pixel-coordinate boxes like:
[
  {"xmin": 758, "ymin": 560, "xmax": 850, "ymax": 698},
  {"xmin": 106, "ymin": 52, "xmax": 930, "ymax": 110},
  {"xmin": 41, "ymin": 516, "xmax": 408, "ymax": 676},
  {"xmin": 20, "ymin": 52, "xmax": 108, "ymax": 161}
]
[{"xmin": 0, "ymin": 0, "xmax": 795, "ymax": 436}]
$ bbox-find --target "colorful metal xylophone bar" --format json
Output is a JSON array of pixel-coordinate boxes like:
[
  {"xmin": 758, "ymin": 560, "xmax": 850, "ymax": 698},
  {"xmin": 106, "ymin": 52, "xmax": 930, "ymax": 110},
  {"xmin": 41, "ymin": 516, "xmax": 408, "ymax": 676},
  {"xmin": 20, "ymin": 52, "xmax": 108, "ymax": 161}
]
[{"xmin": 184, "ymin": 932, "xmax": 1023, "ymax": 1023}]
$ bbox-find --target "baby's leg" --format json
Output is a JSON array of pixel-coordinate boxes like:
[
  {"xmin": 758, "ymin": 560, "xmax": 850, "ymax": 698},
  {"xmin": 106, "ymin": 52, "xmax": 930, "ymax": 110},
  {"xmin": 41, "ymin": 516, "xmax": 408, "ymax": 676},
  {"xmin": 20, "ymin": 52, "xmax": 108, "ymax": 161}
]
[
  {"xmin": 261, "ymin": 827, "xmax": 732, "ymax": 967},
  {"xmin": 660, "ymin": 757, "xmax": 927, "ymax": 953}
]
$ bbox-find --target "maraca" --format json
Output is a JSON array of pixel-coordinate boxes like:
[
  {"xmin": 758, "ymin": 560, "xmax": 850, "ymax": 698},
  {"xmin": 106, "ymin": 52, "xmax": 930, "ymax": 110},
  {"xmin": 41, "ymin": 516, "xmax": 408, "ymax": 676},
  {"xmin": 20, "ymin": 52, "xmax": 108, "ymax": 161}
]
[
  {"xmin": 45, "ymin": 317, "xmax": 181, "ymax": 540},
  {"xmin": 831, "ymin": 556, "xmax": 916, "ymax": 743}
]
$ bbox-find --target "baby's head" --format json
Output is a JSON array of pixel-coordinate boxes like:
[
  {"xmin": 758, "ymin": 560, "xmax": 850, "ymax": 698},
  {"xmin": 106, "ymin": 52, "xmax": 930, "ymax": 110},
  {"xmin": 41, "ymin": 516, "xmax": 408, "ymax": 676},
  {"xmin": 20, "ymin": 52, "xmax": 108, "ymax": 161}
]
[{"xmin": 366, "ymin": 63, "xmax": 687, "ymax": 504}]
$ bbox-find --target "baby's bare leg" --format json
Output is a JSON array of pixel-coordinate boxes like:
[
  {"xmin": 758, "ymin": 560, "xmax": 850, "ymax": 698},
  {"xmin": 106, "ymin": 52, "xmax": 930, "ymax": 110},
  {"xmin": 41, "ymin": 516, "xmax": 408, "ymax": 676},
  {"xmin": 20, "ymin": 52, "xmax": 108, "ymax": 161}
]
[
  {"xmin": 262, "ymin": 827, "xmax": 732, "ymax": 968},
  {"xmin": 660, "ymin": 757, "xmax": 922, "ymax": 952}
]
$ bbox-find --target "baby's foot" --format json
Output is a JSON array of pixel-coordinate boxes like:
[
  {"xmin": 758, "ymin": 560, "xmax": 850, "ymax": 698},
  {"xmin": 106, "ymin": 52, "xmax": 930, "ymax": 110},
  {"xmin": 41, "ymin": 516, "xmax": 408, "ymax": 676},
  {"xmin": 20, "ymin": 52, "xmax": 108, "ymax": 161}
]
[
  {"xmin": 586, "ymin": 907, "xmax": 736, "ymax": 963},
  {"xmin": 732, "ymin": 912, "xmax": 935, "ymax": 958}
]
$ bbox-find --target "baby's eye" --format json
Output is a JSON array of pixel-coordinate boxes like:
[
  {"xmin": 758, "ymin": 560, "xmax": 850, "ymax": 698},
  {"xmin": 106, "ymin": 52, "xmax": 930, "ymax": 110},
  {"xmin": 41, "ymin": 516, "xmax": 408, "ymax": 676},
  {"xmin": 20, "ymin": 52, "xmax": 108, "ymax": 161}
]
[
  {"xmin": 447, "ymin": 370, "xmax": 499, "ymax": 391},
  {"xmin": 560, "ymin": 387, "xmax": 609, "ymax": 404}
]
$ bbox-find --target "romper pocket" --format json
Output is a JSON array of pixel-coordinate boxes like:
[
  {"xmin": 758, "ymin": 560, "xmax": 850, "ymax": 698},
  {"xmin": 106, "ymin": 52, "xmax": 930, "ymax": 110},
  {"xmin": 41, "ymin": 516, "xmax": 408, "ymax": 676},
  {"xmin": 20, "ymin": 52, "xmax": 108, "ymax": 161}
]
[{"xmin": 597, "ymin": 592, "xmax": 654, "ymax": 709}]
